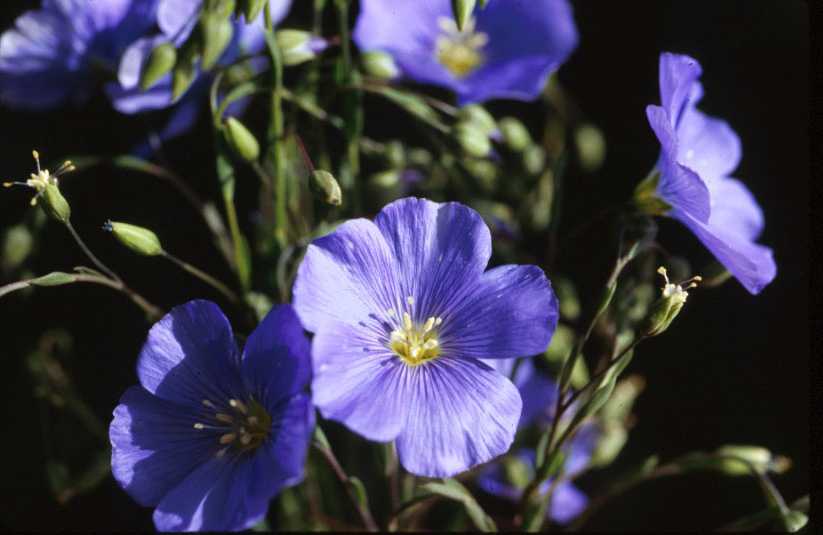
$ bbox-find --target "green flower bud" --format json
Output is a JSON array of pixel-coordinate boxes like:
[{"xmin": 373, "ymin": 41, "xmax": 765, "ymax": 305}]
[
  {"xmin": 361, "ymin": 51, "xmax": 400, "ymax": 80},
  {"xmin": 172, "ymin": 41, "xmax": 198, "ymax": 100},
  {"xmin": 501, "ymin": 455, "xmax": 531, "ymax": 489},
  {"xmin": 311, "ymin": 170, "xmax": 343, "ymax": 206},
  {"xmin": 42, "ymin": 184, "xmax": 71, "ymax": 223},
  {"xmin": 140, "ymin": 42, "xmax": 177, "ymax": 91},
  {"xmin": 384, "ymin": 141, "xmax": 406, "ymax": 169},
  {"xmin": 454, "ymin": 123, "xmax": 491, "ymax": 158},
  {"xmin": 523, "ymin": 145, "xmax": 546, "ymax": 175},
  {"xmin": 633, "ymin": 170, "xmax": 671, "ymax": 216},
  {"xmin": 714, "ymin": 444, "xmax": 791, "ymax": 476},
  {"xmin": 574, "ymin": 123, "xmax": 606, "ymax": 172},
  {"xmin": 643, "ymin": 266, "xmax": 701, "ymax": 337},
  {"xmin": 276, "ymin": 30, "xmax": 326, "ymax": 67},
  {"xmin": 600, "ymin": 375, "xmax": 645, "ymax": 423},
  {"xmin": 591, "ymin": 423, "xmax": 628, "ymax": 468},
  {"xmin": 451, "ymin": 0, "xmax": 476, "ymax": 31},
  {"xmin": 224, "ymin": 117, "xmax": 260, "ymax": 162},
  {"xmin": 200, "ymin": 14, "xmax": 234, "ymax": 70},
  {"xmin": 239, "ymin": 0, "xmax": 266, "ymax": 22},
  {"xmin": 104, "ymin": 221, "xmax": 164, "ymax": 256},
  {"xmin": 498, "ymin": 117, "xmax": 532, "ymax": 152},
  {"xmin": 784, "ymin": 511, "xmax": 808, "ymax": 533},
  {"xmin": 206, "ymin": 0, "xmax": 236, "ymax": 18},
  {"xmin": 457, "ymin": 104, "xmax": 497, "ymax": 135},
  {"xmin": 2, "ymin": 224, "xmax": 34, "ymax": 273}
]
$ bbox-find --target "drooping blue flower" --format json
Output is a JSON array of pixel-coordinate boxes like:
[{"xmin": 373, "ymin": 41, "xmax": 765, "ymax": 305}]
[
  {"xmin": 643, "ymin": 52, "xmax": 776, "ymax": 294},
  {"xmin": 110, "ymin": 301, "xmax": 314, "ymax": 532},
  {"xmin": 293, "ymin": 197, "xmax": 559, "ymax": 477},
  {"xmin": 0, "ymin": 0, "xmax": 158, "ymax": 109},
  {"xmin": 353, "ymin": 0, "xmax": 578, "ymax": 105},
  {"xmin": 477, "ymin": 424, "xmax": 598, "ymax": 525},
  {"xmin": 106, "ymin": 0, "xmax": 293, "ymax": 115}
]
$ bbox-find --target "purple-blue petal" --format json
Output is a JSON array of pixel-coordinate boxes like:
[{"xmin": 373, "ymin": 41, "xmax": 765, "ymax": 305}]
[
  {"xmin": 396, "ymin": 358, "xmax": 521, "ymax": 477},
  {"xmin": 136, "ymin": 300, "xmax": 244, "ymax": 408},
  {"xmin": 110, "ymin": 386, "xmax": 215, "ymax": 507},
  {"xmin": 374, "ymin": 197, "xmax": 492, "ymax": 320},
  {"xmin": 658, "ymin": 52, "xmax": 702, "ymax": 127},
  {"xmin": 550, "ymin": 482, "xmax": 588, "ymax": 525},
  {"xmin": 442, "ymin": 264, "xmax": 558, "ymax": 360},
  {"xmin": 676, "ymin": 106, "xmax": 742, "ymax": 183},
  {"xmin": 241, "ymin": 304, "xmax": 311, "ymax": 412}
]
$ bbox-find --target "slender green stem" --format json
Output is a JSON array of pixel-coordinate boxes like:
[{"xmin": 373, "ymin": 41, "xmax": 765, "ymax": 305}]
[
  {"xmin": 0, "ymin": 274, "xmax": 162, "ymax": 321},
  {"xmin": 313, "ymin": 441, "xmax": 378, "ymax": 532},
  {"xmin": 161, "ymin": 252, "xmax": 240, "ymax": 304},
  {"xmin": 64, "ymin": 221, "xmax": 121, "ymax": 283},
  {"xmin": 265, "ymin": 2, "xmax": 288, "ymax": 248}
]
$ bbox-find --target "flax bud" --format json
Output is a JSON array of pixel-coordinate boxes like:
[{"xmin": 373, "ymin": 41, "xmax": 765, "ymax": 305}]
[
  {"xmin": 498, "ymin": 117, "xmax": 532, "ymax": 152},
  {"xmin": 42, "ymin": 184, "xmax": 71, "ymax": 223},
  {"xmin": 642, "ymin": 267, "xmax": 700, "ymax": 337},
  {"xmin": 224, "ymin": 117, "xmax": 260, "ymax": 162},
  {"xmin": 451, "ymin": 0, "xmax": 476, "ymax": 31},
  {"xmin": 239, "ymin": 0, "xmax": 266, "ymax": 22},
  {"xmin": 140, "ymin": 42, "xmax": 177, "ymax": 91},
  {"xmin": 200, "ymin": 14, "xmax": 234, "ymax": 70},
  {"xmin": 362, "ymin": 51, "xmax": 400, "ymax": 80},
  {"xmin": 104, "ymin": 221, "xmax": 163, "ymax": 256},
  {"xmin": 454, "ymin": 123, "xmax": 491, "ymax": 158},
  {"xmin": 311, "ymin": 170, "xmax": 343, "ymax": 206}
]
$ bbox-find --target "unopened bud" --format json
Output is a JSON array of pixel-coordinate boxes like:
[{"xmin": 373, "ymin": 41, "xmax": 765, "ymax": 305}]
[
  {"xmin": 715, "ymin": 445, "xmax": 791, "ymax": 476},
  {"xmin": 207, "ymin": 0, "xmax": 236, "ymax": 19},
  {"xmin": 42, "ymin": 184, "xmax": 71, "ymax": 223},
  {"xmin": 451, "ymin": 0, "xmax": 476, "ymax": 31},
  {"xmin": 591, "ymin": 424, "xmax": 627, "ymax": 468},
  {"xmin": 311, "ymin": 170, "xmax": 343, "ymax": 206},
  {"xmin": 104, "ymin": 221, "xmax": 163, "ymax": 256},
  {"xmin": 457, "ymin": 104, "xmax": 496, "ymax": 135},
  {"xmin": 523, "ymin": 145, "xmax": 546, "ymax": 175},
  {"xmin": 643, "ymin": 266, "xmax": 700, "ymax": 337},
  {"xmin": 200, "ymin": 14, "xmax": 234, "ymax": 70},
  {"xmin": 224, "ymin": 117, "xmax": 260, "ymax": 162},
  {"xmin": 498, "ymin": 117, "xmax": 532, "ymax": 152},
  {"xmin": 574, "ymin": 123, "xmax": 606, "ymax": 172},
  {"xmin": 362, "ymin": 51, "xmax": 400, "ymax": 80},
  {"xmin": 140, "ymin": 42, "xmax": 177, "ymax": 91},
  {"xmin": 172, "ymin": 42, "xmax": 198, "ymax": 100},
  {"xmin": 2, "ymin": 224, "xmax": 34, "ymax": 273},
  {"xmin": 276, "ymin": 30, "xmax": 328, "ymax": 67},
  {"xmin": 501, "ymin": 455, "xmax": 531, "ymax": 489},
  {"xmin": 454, "ymin": 123, "xmax": 491, "ymax": 158},
  {"xmin": 239, "ymin": 0, "xmax": 267, "ymax": 22}
]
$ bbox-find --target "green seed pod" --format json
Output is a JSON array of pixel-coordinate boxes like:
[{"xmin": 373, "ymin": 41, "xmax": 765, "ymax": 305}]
[
  {"xmin": 574, "ymin": 123, "xmax": 606, "ymax": 172},
  {"xmin": 140, "ymin": 42, "xmax": 177, "ymax": 91},
  {"xmin": 498, "ymin": 117, "xmax": 532, "ymax": 152},
  {"xmin": 224, "ymin": 117, "xmax": 260, "ymax": 162},
  {"xmin": 311, "ymin": 170, "xmax": 343, "ymax": 206},
  {"xmin": 454, "ymin": 123, "xmax": 491, "ymax": 158},
  {"xmin": 171, "ymin": 41, "xmax": 198, "ymax": 100},
  {"xmin": 361, "ymin": 51, "xmax": 400, "ymax": 80},
  {"xmin": 714, "ymin": 445, "xmax": 775, "ymax": 476},
  {"xmin": 451, "ymin": 0, "xmax": 476, "ymax": 31},
  {"xmin": 457, "ymin": 104, "xmax": 497, "ymax": 135},
  {"xmin": 105, "ymin": 221, "xmax": 164, "ymax": 256},
  {"xmin": 41, "ymin": 184, "xmax": 71, "ymax": 223},
  {"xmin": 642, "ymin": 267, "xmax": 700, "ymax": 337},
  {"xmin": 276, "ymin": 30, "xmax": 325, "ymax": 67},
  {"xmin": 523, "ymin": 145, "xmax": 546, "ymax": 175},
  {"xmin": 200, "ymin": 14, "xmax": 234, "ymax": 70}
]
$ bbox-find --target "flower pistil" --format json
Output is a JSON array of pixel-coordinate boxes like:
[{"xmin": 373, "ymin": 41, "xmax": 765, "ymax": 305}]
[
  {"xmin": 434, "ymin": 16, "xmax": 488, "ymax": 78},
  {"xmin": 388, "ymin": 296, "xmax": 443, "ymax": 366},
  {"xmin": 194, "ymin": 397, "xmax": 272, "ymax": 456}
]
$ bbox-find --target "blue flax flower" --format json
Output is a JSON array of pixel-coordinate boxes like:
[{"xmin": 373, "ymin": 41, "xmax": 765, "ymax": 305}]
[
  {"xmin": 110, "ymin": 301, "xmax": 314, "ymax": 531},
  {"xmin": 0, "ymin": 0, "xmax": 158, "ymax": 109},
  {"xmin": 293, "ymin": 197, "xmax": 559, "ymax": 477},
  {"xmin": 490, "ymin": 357, "xmax": 561, "ymax": 429},
  {"xmin": 353, "ymin": 0, "xmax": 578, "ymax": 105},
  {"xmin": 642, "ymin": 52, "xmax": 776, "ymax": 294},
  {"xmin": 478, "ymin": 425, "xmax": 598, "ymax": 525}
]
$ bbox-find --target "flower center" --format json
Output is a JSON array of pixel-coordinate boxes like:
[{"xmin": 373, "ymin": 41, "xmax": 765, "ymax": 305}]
[
  {"xmin": 434, "ymin": 16, "xmax": 488, "ymax": 78},
  {"xmin": 388, "ymin": 296, "xmax": 443, "ymax": 366},
  {"xmin": 3, "ymin": 150, "xmax": 75, "ymax": 207},
  {"xmin": 194, "ymin": 397, "xmax": 272, "ymax": 457}
]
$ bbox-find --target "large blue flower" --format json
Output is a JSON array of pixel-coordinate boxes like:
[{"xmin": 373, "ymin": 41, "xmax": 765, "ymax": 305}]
[
  {"xmin": 293, "ymin": 197, "xmax": 559, "ymax": 477},
  {"xmin": 477, "ymin": 425, "xmax": 598, "ymax": 525},
  {"xmin": 353, "ymin": 0, "xmax": 578, "ymax": 105},
  {"xmin": 643, "ymin": 52, "xmax": 776, "ymax": 294},
  {"xmin": 110, "ymin": 301, "xmax": 314, "ymax": 532},
  {"xmin": 0, "ymin": 0, "xmax": 158, "ymax": 109}
]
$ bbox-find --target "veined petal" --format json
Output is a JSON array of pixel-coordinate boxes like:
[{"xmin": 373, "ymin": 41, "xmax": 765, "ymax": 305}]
[
  {"xmin": 241, "ymin": 305, "xmax": 311, "ymax": 411},
  {"xmin": 442, "ymin": 264, "xmax": 557, "ymax": 360},
  {"xmin": 293, "ymin": 219, "xmax": 401, "ymax": 333},
  {"xmin": 707, "ymin": 177, "xmax": 765, "ymax": 241},
  {"xmin": 374, "ymin": 197, "xmax": 491, "ymax": 321},
  {"xmin": 136, "ymin": 300, "xmax": 244, "ymax": 408},
  {"xmin": 110, "ymin": 386, "xmax": 215, "ymax": 507},
  {"xmin": 396, "ymin": 358, "xmax": 521, "ymax": 477},
  {"xmin": 677, "ymin": 106, "xmax": 742, "ymax": 182},
  {"xmin": 658, "ymin": 52, "xmax": 702, "ymax": 127},
  {"xmin": 158, "ymin": 0, "xmax": 201, "ymax": 41},
  {"xmin": 672, "ymin": 207, "xmax": 776, "ymax": 295},
  {"xmin": 311, "ymin": 321, "xmax": 408, "ymax": 442}
]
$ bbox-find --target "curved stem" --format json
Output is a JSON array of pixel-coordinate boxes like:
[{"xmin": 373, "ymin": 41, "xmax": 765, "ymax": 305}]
[
  {"xmin": 64, "ymin": 221, "xmax": 121, "ymax": 283},
  {"xmin": 313, "ymin": 441, "xmax": 379, "ymax": 532},
  {"xmin": 161, "ymin": 252, "xmax": 241, "ymax": 305}
]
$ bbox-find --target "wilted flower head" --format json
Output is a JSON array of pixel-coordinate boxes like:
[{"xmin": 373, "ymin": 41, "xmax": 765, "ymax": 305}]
[
  {"xmin": 0, "ymin": 0, "xmax": 158, "ymax": 109},
  {"xmin": 293, "ymin": 197, "xmax": 558, "ymax": 477},
  {"xmin": 639, "ymin": 52, "xmax": 776, "ymax": 294},
  {"xmin": 353, "ymin": 0, "xmax": 578, "ymax": 105},
  {"xmin": 110, "ymin": 301, "xmax": 314, "ymax": 531},
  {"xmin": 478, "ymin": 424, "xmax": 599, "ymax": 525}
]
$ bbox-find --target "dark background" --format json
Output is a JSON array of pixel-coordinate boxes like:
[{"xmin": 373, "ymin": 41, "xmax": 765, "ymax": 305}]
[{"xmin": 0, "ymin": 0, "xmax": 811, "ymax": 531}]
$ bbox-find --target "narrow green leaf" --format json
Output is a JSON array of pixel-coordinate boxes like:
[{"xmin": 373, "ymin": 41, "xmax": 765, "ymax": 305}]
[{"xmin": 31, "ymin": 272, "xmax": 76, "ymax": 287}]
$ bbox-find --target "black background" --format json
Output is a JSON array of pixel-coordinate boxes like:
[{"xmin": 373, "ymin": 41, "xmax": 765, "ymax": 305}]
[{"xmin": 0, "ymin": 0, "xmax": 811, "ymax": 531}]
